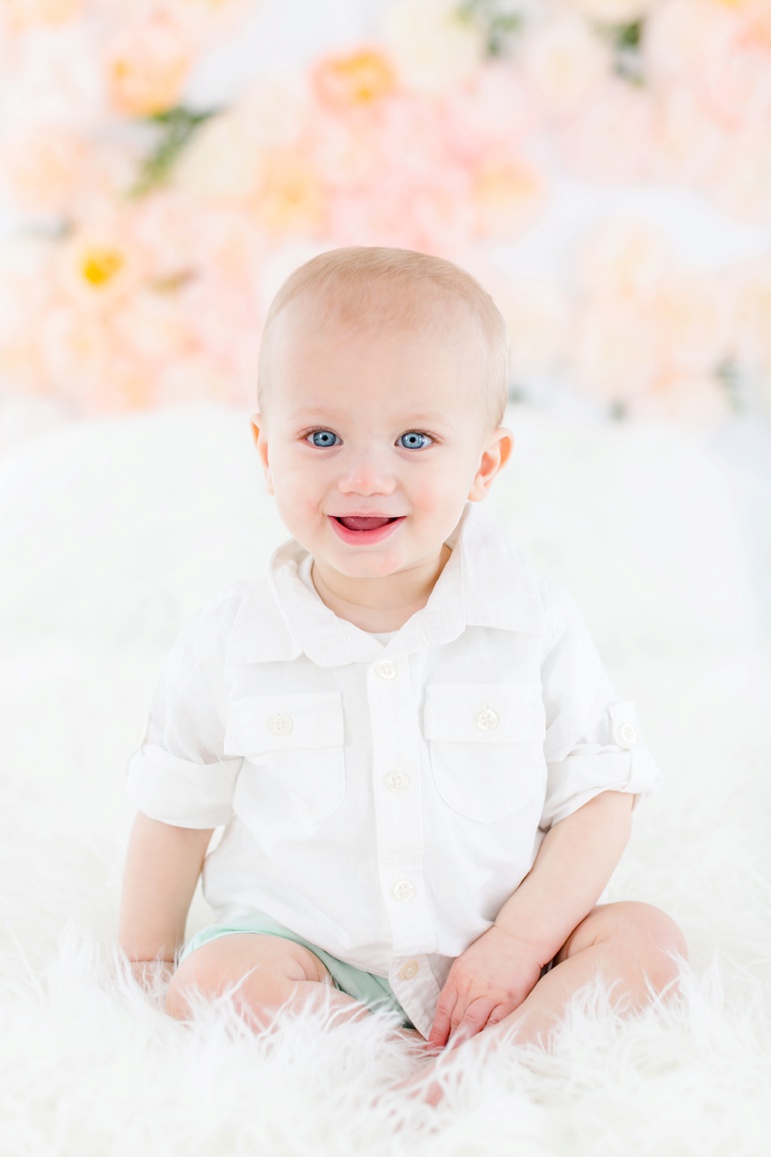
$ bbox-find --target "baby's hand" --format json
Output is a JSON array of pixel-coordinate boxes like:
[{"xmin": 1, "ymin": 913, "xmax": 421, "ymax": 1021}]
[{"xmin": 428, "ymin": 925, "xmax": 543, "ymax": 1051}]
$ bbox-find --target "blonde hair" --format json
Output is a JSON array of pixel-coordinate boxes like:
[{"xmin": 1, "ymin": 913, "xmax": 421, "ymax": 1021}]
[{"xmin": 257, "ymin": 246, "xmax": 510, "ymax": 428}]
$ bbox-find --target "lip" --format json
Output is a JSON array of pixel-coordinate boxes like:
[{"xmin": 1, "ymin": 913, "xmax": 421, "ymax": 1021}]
[{"xmin": 328, "ymin": 515, "xmax": 405, "ymax": 545}]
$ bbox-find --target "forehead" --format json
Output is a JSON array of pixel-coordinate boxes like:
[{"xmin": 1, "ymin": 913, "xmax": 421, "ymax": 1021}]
[{"xmin": 269, "ymin": 306, "xmax": 486, "ymax": 416}]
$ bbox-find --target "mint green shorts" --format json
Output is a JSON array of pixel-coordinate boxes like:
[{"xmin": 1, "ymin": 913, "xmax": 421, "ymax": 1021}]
[{"xmin": 178, "ymin": 914, "xmax": 414, "ymax": 1028}]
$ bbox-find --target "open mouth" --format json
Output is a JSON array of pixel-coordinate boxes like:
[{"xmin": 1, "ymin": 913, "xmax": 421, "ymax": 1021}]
[
  {"xmin": 329, "ymin": 515, "xmax": 404, "ymax": 543},
  {"xmin": 334, "ymin": 516, "xmax": 398, "ymax": 532}
]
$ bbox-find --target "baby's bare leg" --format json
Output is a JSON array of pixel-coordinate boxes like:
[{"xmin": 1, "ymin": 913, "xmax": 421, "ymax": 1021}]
[
  {"xmin": 165, "ymin": 933, "xmax": 372, "ymax": 1029},
  {"xmin": 406, "ymin": 902, "xmax": 687, "ymax": 1105}
]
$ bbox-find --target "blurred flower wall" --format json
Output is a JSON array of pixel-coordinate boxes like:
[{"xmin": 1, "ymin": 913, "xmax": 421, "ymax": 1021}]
[{"xmin": 0, "ymin": 0, "xmax": 769, "ymax": 425}]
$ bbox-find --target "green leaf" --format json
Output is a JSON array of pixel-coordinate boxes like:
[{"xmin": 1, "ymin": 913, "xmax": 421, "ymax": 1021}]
[{"xmin": 129, "ymin": 106, "xmax": 220, "ymax": 198}]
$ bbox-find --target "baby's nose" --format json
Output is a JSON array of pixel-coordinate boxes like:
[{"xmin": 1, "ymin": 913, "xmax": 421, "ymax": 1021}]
[{"xmin": 337, "ymin": 449, "xmax": 396, "ymax": 496}]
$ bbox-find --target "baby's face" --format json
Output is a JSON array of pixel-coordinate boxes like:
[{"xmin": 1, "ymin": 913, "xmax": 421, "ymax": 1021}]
[{"xmin": 253, "ymin": 303, "xmax": 511, "ymax": 611}]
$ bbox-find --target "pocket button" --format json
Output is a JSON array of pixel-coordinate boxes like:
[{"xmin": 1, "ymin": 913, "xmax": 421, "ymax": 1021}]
[
  {"xmin": 476, "ymin": 708, "xmax": 499, "ymax": 731},
  {"xmin": 269, "ymin": 713, "xmax": 294, "ymax": 737}
]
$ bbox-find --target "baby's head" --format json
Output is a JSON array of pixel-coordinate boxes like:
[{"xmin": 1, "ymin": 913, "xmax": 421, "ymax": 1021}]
[
  {"xmin": 257, "ymin": 246, "xmax": 510, "ymax": 431},
  {"xmin": 251, "ymin": 246, "xmax": 513, "ymax": 624}
]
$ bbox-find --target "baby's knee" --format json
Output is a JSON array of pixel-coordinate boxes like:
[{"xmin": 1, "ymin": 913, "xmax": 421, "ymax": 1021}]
[
  {"xmin": 608, "ymin": 901, "xmax": 688, "ymax": 993},
  {"xmin": 165, "ymin": 940, "xmax": 308, "ymax": 1024}
]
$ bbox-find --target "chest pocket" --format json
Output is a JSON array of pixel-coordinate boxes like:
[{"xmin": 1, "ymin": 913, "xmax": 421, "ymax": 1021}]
[
  {"xmin": 424, "ymin": 683, "xmax": 546, "ymax": 824},
  {"xmin": 224, "ymin": 692, "xmax": 345, "ymax": 824}
]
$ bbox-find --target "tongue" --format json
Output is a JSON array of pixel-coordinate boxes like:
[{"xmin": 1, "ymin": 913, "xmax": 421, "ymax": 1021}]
[{"xmin": 338, "ymin": 516, "xmax": 392, "ymax": 532}]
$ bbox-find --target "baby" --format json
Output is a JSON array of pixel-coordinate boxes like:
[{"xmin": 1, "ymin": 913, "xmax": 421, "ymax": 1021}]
[{"xmin": 119, "ymin": 246, "xmax": 686, "ymax": 1095}]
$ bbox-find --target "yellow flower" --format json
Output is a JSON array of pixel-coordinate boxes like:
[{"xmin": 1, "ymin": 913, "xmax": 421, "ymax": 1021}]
[
  {"xmin": 312, "ymin": 48, "xmax": 397, "ymax": 108},
  {"xmin": 254, "ymin": 151, "xmax": 325, "ymax": 236}
]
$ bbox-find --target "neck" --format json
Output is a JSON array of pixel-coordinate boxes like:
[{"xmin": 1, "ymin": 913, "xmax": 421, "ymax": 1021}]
[{"xmin": 311, "ymin": 546, "xmax": 451, "ymax": 632}]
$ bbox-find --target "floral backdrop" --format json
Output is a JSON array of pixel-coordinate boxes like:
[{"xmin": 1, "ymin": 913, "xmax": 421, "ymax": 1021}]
[{"xmin": 0, "ymin": 0, "xmax": 769, "ymax": 425}]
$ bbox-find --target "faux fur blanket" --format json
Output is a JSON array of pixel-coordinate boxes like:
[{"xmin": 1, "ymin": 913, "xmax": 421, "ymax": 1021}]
[{"xmin": 1, "ymin": 400, "xmax": 769, "ymax": 1155}]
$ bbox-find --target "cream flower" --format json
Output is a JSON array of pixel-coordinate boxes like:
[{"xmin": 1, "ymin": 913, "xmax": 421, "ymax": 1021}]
[
  {"xmin": 312, "ymin": 47, "xmax": 397, "ymax": 109},
  {"xmin": 563, "ymin": 0, "xmax": 659, "ymax": 22},
  {"xmin": 519, "ymin": 12, "xmax": 612, "ymax": 115},
  {"xmin": 577, "ymin": 218, "xmax": 674, "ymax": 297},
  {"xmin": 496, "ymin": 277, "xmax": 571, "ymax": 377},
  {"xmin": 570, "ymin": 295, "xmax": 661, "ymax": 403},
  {"xmin": 170, "ymin": 110, "xmax": 263, "ymax": 200},
  {"xmin": 381, "ymin": 0, "xmax": 486, "ymax": 94}
]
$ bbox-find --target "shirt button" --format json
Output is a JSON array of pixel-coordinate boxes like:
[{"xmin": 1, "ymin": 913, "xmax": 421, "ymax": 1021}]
[
  {"xmin": 399, "ymin": 959, "xmax": 419, "ymax": 981},
  {"xmin": 392, "ymin": 879, "xmax": 415, "ymax": 903},
  {"xmin": 385, "ymin": 771, "xmax": 409, "ymax": 792},
  {"xmin": 618, "ymin": 723, "xmax": 637, "ymax": 749},
  {"xmin": 476, "ymin": 708, "xmax": 499, "ymax": 731},
  {"xmin": 269, "ymin": 713, "xmax": 293, "ymax": 737},
  {"xmin": 374, "ymin": 659, "xmax": 397, "ymax": 680}
]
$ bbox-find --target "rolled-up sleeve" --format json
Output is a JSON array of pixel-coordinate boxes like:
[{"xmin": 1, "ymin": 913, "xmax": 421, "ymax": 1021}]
[
  {"xmin": 539, "ymin": 582, "xmax": 661, "ymax": 830},
  {"xmin": 126, "ymin": 586, "xmax": 245, "ymax": 829}
]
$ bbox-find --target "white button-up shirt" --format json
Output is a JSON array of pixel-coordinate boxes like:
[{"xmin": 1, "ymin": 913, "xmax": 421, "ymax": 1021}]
[{"xmin": 126, "ymin": 505, "xmax": 660, "ymax": 1037}]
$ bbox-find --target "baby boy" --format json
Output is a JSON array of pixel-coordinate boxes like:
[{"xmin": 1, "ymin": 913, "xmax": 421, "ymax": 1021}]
[{"xmin": 119, "ymin": 246, "xmax": 685, "ymax": 1091}]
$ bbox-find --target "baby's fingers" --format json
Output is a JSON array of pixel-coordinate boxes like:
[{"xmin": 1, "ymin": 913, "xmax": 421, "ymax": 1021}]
[
  {"xmin": 448, "ymin": 996, "xmax": 496, "ymax": 1049},
  {"xmin": 428, "ymin": 989, "xmax": 459, "ymax": 1050}
]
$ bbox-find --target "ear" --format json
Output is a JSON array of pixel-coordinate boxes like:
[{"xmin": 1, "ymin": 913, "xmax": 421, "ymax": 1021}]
[
  {"xmin": 467, "ymin": 426, "xmax": 514, "ymax": 502},
  {"xmin": 250, "ymin": 412, "xmax": 273, "ymax": 495}
]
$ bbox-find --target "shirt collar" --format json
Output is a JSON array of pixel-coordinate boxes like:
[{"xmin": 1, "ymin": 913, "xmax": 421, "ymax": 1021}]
[{"xmin": 226, "ymin": 504, "xmax": 543, "ymax": 668}]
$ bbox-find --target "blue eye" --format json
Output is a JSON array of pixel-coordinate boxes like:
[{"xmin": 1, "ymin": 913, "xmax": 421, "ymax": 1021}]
[
  {"xmin": 397, "ymin": 431, "xmax": 433, "ymax": 450},
  {"xmin": 306, "ymin": 429, "xmax": 340, "ymax": 448}
]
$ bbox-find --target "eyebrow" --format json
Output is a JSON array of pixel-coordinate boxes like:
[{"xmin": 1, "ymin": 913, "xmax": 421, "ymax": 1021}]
[{"xmin": 286, "ymin": 407, "xmax": 447, "ymax": 425}]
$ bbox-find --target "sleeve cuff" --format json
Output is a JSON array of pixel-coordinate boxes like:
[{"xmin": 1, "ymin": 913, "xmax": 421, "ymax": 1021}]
[
  {"xmin": 542, "ymin": 701, "xmax": 662, "ymax": 828},
  {"xmin": 126, "ymin": 743, "xmax": 242, "ymax": 828}
]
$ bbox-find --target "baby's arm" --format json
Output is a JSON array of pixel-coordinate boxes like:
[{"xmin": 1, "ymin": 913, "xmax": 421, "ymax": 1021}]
[
  {"xmin": 119, "ymin": 811, "xmax": 214, "ymax": 987},
  {"xmin": 429, "ymin": 790, "xmax": 633, "ymax": 1049}
]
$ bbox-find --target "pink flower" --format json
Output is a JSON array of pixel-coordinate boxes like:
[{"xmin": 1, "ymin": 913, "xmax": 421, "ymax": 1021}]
[{"xmin": 556, "ymin": 78, "xmax": 656, "ymax": 182}]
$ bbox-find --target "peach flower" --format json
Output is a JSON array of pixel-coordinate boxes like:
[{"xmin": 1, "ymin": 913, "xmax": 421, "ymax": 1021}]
[
  {"xmin": 0, "ymin": 237, "xmax": 53, "ymax": 395},
  {"xmin": 0, "ymin": 121, "xmax": 90, "ymax": 217},
  {"xmin": 650, "ymin": 83, "xmax": 728, "ymax": 185},
  {"xmin": 519, "ymin": 13, "xmax": 612, "ymax": 117},
  {"xmin": 729, "ymin": 256, "xmax": 771, "ymax": 373},
  {"xmin": 708, "ymin": 126, "xmax": 771, "ymax": 224},
  {"xmin": 154, "ymin": 355, "xmax": 238, "ymax": 408},
  {"xmin": 325, "ymin": 167, "xmax": 475, "ymax": 253},
  {"xmin": 39, "ymin": 304, "xmax": 113, "ymax": 409},
  {"xmin": 104, "ymin": 10, "xmax": 194, "ymax": 116},
  {"xmin": 312, "ymin": 47, "xmax": 397, "ymax": 109},
  {"xmin": 251, "ymin": 149, "xmax": 326, "ymax": 237},
  {"xmin": 648, "ymin": 272, "xmax": 730, "ymax": 374},
  {"xmin": 4, "ymin": 0, "xmax": 85, "ymax": 28},
  {"xmin": 471, "ymin": 157, "xmax": 547, "ymax": 239},
  {"xmin": 381, "ymin": 0, "xmax": 486, "ymax": 94}
]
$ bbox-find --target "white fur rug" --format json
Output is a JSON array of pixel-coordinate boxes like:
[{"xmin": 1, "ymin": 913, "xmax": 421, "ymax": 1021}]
[{"xmin": 1, "ymin": 399, "xmax": 770, "ymax": 1156}]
